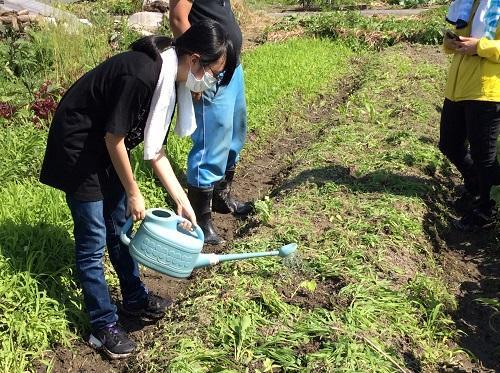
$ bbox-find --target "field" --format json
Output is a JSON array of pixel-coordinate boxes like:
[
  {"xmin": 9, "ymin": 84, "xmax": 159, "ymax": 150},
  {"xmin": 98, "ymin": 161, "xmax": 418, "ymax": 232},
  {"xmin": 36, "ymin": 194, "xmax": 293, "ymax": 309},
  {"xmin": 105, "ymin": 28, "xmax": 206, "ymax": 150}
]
[{"xmin": 0, "ymin": 0, "xmax": 499, "ymax": 372}]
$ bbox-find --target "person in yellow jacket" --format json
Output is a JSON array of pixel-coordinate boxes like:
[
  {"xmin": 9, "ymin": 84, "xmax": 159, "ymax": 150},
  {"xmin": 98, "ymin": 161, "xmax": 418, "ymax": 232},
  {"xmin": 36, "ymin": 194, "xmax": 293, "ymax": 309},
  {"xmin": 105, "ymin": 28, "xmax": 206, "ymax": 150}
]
[{"xmin": 439, "ymin": 0, "xmax": 500, "ymax": 231}]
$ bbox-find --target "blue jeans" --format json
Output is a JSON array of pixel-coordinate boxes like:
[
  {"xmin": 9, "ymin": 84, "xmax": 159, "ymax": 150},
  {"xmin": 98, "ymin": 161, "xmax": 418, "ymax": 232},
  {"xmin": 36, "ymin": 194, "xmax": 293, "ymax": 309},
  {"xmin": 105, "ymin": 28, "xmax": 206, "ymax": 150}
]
[
  {"xmin": 66, "ymin": 189, "xmax": 147, "ymax": 332},
  {"xmin": 187, "ymin": 64, "xmax": 247, "ymax": 188}
]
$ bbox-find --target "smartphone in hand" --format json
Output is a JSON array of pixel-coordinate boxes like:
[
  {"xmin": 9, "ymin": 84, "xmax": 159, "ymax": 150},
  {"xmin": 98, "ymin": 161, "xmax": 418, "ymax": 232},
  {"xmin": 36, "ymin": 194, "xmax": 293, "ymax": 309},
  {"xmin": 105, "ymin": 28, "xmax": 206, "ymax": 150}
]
[{"xmin": 442, "ymin": 28, "xmax": 461, "ymax": 41}]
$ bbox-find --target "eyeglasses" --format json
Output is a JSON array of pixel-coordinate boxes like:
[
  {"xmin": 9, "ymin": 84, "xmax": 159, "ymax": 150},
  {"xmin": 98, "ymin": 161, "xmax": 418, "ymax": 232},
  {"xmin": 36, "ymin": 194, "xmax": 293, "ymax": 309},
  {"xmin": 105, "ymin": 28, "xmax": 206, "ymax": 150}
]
[{"xmin": 203, "ymin": 64, "xmax": 225, "ymax": 84}]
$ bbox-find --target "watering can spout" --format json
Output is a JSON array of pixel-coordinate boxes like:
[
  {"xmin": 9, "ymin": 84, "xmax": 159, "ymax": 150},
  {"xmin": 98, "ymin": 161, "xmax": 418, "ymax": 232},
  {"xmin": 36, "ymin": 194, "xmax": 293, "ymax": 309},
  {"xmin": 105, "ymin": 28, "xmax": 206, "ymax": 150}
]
[
  {"xmin": 193, "ymin": 243, "xmax": 298, "ymax": 269},
  {"xmin": 194, "ymin": 253, "xmax": 221, "ymax": 269}
]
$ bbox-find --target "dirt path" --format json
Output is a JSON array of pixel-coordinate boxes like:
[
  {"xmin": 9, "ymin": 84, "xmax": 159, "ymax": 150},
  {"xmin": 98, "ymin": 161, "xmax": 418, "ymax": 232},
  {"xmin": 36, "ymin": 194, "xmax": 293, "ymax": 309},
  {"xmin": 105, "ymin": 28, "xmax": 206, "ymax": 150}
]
[
  {"xmin": 440, "ymin": 230, "xmax": 500, "ymax": 372},
  {"xmin": 266, "ymin": 6, "xmax": 432, "ymax": 18}
]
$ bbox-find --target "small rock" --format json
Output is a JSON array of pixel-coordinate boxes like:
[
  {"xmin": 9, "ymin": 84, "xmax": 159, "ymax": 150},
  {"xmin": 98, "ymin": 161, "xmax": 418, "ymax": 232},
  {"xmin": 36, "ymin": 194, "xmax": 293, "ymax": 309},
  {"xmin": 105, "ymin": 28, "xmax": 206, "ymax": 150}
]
[
  {"xmin": 79, "ymin": 18, "xmax": 91, "ymax": 26},
  {"xmin": 114, "ymin": 15, "xmax": 125, "ymax": 24},
  {"xmin": 138, "ymin": 29, "xmax": 153, "ymax": 36},
  {"xmin": 128, "ymin": 11, "xmax": 163, "ymax": 32},
  {"xmin": 17, "ymin": 13, "xmax": 36, "ymax": 22},
  {"xmin": 142, "ymin": 0, "xmax": 168, "ymax": 13}
]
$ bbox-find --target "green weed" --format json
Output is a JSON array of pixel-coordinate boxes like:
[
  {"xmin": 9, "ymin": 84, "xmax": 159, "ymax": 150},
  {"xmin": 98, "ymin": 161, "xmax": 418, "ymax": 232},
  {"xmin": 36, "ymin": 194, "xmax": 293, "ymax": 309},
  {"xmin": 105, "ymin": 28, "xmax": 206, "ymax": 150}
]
[
  {"xmin": 268, "ymin": 6, "xmax": 447, "ymax": 48},
  {"xmin": 0, "ymin": 181, "xmax": 77, "ymax": 372}
]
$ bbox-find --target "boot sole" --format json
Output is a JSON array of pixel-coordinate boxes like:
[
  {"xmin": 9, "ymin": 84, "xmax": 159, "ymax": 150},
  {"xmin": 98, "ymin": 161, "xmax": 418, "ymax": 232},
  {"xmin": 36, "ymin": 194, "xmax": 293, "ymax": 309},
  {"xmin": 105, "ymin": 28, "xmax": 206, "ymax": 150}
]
[
  {"xmin": 102, "ymin": 347, "xmax": 132, "ymax": 360},
  {"xmin": 118, "ymin": 304, "xmax": 168, "ymax": 320}
]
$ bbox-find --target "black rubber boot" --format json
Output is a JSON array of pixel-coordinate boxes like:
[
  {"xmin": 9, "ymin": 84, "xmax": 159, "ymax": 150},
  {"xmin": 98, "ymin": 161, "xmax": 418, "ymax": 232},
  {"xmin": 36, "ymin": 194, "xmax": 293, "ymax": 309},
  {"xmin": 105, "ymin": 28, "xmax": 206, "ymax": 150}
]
[
  {"xmin": 454, "ymin": 199, "xmax": 497, "ymax": 232},
  {"xmin": 213, "ymin": 167, "xmax": 253, "ymax": 216},
  {"xmin": 188, "ymin": 186, "xmax": 225, "ymax": 245}
]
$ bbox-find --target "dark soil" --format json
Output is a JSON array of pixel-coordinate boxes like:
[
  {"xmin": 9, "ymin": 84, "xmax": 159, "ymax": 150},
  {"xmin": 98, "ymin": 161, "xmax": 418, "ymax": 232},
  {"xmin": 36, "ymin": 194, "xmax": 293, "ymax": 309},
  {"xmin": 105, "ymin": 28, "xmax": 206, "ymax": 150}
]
[
  {"xmin": 438, "ymin": 229, "xmax": 500, "ymax": 373},
  {"xmin": 278, "ymin": 275, "xmax": 347, "ymax": 310},
  {"xmin": 44, "ymin": 270, "xmax": 190, "ymax": 373}
]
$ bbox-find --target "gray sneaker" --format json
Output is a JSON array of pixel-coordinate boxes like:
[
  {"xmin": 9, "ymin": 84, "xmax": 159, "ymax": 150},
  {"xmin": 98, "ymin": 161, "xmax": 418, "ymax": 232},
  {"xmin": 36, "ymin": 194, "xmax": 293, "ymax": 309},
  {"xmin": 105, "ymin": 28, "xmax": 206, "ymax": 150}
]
[{"xmin": 88, "ymin": 324, "xmax": 136, "ymax": 359}]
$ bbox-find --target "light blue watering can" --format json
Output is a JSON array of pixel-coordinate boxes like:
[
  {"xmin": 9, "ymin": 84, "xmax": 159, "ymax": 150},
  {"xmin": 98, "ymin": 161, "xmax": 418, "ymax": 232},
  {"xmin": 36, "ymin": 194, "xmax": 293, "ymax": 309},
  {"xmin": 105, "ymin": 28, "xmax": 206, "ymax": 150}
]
[{"xmin": 120, "ymin": 208, "xmax": 297, "ymax": 279}]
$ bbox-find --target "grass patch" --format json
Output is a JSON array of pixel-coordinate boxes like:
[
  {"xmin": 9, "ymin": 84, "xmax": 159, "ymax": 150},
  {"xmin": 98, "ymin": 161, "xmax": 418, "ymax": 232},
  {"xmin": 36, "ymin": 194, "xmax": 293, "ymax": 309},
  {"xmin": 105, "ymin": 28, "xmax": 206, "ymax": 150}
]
[
  {"xmin": 0, "ymin": 181, "xmax": 77, "ymax": 372},
  {"xmin": 166, "ymin": 37, "xmax": 354, "ymax": 172},
  {"xmin": 267, "ymin": 6, "xmax": 447, "ymax": 48}
]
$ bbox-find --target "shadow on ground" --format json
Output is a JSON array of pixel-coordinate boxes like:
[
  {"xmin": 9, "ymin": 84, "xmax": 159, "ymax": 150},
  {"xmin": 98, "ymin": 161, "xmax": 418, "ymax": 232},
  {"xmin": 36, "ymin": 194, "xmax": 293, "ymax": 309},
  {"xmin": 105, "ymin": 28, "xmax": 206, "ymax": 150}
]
[
  {"xmin": 270, "ymin": 162, "xmax": 500, "ymax": 372},
  {"xmin": 271, "ymin": 163, "xmax": 433, "ymax": 198},
  {"xmin": 443, "ymin": 230, "xmax": 500, "ymax": 372}
]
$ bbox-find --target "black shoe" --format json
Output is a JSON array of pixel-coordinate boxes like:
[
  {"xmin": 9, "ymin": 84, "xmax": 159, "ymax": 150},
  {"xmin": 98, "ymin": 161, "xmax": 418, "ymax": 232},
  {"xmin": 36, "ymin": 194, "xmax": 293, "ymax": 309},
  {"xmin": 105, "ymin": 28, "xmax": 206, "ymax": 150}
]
[
  {"xmin": 120, "ymin": 293, "xmax": 172, "ymax": 320},
  {"xmin": 454, "ymin": 203, "xmax": 497, "ymax": 232},
  {"xmin": 213, "ymin": 167, "xmax": 253, "ymax": 216},
  {"xmin": 188, "ymin": 186, "xmax": 225, "ymax": 245},
  {"xmin": 452, "ymin": 190, "xmax": 480, "ymax": 214},
  {"xmin": 88, "ymin": 324, "xmax": 136, "ymax": 359}
]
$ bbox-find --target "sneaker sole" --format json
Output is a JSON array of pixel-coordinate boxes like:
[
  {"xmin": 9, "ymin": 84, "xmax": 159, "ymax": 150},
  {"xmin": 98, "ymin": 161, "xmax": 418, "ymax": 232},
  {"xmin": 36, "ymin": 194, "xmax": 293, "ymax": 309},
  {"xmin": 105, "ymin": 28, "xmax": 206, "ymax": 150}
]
[{"xmin": 88, "ymin": 334, "xmax": 133, "ymax": 360}]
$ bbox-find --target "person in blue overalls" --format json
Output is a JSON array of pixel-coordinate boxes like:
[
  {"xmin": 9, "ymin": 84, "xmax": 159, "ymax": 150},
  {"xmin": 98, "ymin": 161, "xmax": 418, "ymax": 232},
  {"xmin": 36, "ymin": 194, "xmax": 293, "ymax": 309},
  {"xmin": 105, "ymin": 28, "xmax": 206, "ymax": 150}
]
[{"xmin": 170, "ymin": 0, "xmax": 253, "ymax": 245}]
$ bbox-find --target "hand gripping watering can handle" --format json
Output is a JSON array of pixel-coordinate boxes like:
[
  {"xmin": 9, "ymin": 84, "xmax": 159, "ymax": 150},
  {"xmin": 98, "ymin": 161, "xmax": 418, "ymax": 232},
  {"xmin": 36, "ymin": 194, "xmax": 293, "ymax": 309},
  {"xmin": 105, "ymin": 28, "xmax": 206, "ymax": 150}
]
[
  {"xmin": 120, "ymin": 216, "xmax": 134, "ymax": 246},
  {"xmin": 174, "ymin": 215, "xmax": 204, "ymax": 242}
]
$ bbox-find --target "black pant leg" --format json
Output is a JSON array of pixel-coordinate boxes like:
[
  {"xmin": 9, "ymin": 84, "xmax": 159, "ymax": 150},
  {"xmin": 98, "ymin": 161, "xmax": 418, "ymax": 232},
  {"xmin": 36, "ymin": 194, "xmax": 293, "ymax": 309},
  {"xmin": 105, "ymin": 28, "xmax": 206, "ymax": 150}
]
[
  {"xmin": 465, "ymin": 100, "xmax": 500, "ymax": 208},
  {"xmin": 439, "ymin": 98, "xmax": 478, "ymax": 192}
]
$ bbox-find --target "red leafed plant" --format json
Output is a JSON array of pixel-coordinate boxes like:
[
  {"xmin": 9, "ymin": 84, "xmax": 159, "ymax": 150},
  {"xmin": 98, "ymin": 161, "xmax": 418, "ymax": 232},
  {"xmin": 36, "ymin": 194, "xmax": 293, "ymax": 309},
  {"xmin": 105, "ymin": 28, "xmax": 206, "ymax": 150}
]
[
  {"xmin": 31, "ymin": 81, "xmax": 61, "ymax": 125},
  {"xmin": 0, "ymin": 102, "xmax": 17, "ymax": 119}
]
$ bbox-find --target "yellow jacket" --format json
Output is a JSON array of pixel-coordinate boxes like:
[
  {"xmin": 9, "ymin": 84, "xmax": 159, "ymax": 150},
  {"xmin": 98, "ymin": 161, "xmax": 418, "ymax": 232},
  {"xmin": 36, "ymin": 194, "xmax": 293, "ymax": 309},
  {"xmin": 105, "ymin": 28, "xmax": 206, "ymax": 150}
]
[{"xmin": 444, "ymin": 2, "xmax": 500, "ymax": 102}]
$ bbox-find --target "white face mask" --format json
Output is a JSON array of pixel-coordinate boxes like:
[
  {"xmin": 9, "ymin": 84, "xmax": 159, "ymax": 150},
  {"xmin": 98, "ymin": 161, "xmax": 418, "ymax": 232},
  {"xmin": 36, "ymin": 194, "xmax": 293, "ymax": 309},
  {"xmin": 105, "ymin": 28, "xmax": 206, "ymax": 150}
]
[{"xmin": 185, "ymin": 65, "xmax": 218, "ymax": 93}]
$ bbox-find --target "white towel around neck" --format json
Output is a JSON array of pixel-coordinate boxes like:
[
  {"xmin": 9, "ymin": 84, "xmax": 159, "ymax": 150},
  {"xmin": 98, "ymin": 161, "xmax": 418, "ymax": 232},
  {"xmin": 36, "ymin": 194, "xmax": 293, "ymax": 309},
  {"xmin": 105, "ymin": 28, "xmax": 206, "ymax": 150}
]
[{"xmin": 143, "ymin": 48, "xmax": 197, "ymax": 160}]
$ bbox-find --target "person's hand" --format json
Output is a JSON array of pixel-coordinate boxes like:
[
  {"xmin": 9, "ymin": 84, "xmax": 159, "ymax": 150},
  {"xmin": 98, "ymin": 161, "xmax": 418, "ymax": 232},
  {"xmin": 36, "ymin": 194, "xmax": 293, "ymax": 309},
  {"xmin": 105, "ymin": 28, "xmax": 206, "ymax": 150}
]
[
  {"xmin": 127, "ymin": 191, "xmax": 146, "ymax": 221},
  {"xmin": 455, "ymin": 36, "xmax": 479, "ymax": 55},
  {"xmin": 191, "ymin": 91, "xmax": 202, "ymax": 102},
  {"xmin": 176, "ymin": 200, "xmax": 197, "ymax": 231}
]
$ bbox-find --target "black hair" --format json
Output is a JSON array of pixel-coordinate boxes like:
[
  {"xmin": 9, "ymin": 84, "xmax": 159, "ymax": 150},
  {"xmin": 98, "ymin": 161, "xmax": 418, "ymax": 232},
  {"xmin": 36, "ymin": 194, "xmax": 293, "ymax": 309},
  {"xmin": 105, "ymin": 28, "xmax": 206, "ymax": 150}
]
[{"xmin": 129, "ymin": 20, "xmax": 236, "ymax": 86}]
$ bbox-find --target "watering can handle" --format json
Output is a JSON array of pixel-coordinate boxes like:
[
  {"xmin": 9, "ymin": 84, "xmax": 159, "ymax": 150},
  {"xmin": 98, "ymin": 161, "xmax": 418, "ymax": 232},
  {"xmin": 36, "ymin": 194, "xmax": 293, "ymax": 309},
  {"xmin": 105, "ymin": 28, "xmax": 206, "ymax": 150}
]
[
  {"xmin": 120, "ymin": 216, "xmax": 134, "ymax": 246},
  {"xmin": 174, "ymin": 216, "xmax": 204, "ymax": 242}
]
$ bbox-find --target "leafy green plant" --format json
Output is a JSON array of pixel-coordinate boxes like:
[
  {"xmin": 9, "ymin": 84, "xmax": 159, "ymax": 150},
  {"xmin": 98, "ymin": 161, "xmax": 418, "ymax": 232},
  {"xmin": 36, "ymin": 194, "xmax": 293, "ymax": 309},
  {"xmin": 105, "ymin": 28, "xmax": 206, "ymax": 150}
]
[
  {"xmin": 107, "ymin": 0, "xmax": 143, "ymax": 15},
  {"xmin": 254, "ymin": 196, "xmax": 273, "ymax": 225},
  {"xmin": 0, "ymin": 27, "xmax": 46, "ymax": 95}
]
